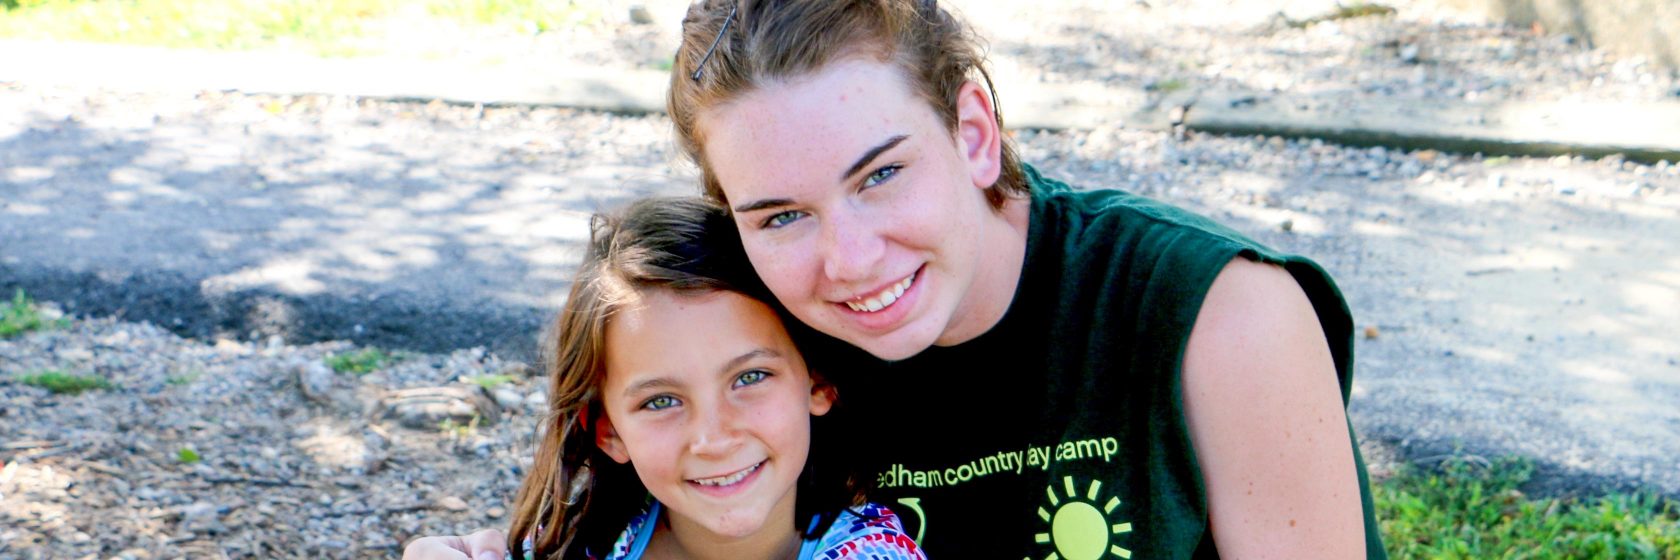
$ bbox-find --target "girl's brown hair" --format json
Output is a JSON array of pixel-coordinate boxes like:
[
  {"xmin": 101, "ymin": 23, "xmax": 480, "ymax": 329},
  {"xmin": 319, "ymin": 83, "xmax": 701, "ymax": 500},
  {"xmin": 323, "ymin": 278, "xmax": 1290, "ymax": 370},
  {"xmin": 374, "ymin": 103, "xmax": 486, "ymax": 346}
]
[
  {"xmin": 506, "ymin": 197, "xmax": 863, "ymax": 559},
  {"xmin": 667, "ymin": 0, "xmax": 1028, "ymax": 209}
]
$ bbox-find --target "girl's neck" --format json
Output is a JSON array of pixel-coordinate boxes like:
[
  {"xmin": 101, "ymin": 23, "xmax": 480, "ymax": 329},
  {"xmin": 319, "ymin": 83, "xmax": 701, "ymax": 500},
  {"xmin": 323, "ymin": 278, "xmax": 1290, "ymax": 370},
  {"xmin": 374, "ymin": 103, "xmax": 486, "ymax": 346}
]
[{"xmin": 646, "ymin": 504, "xmax": 803, "ymax": 560}]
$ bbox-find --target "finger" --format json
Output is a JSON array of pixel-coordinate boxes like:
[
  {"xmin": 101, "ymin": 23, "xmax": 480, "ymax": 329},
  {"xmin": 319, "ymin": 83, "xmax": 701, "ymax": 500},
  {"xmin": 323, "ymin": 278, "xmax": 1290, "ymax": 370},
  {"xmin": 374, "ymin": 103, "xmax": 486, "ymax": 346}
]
[
  {"xmin": 402, "ymin": 535, "xmax": 471, "ymax": 560},
  {"xmin": 465, "ymin": 528, "xmax": 509, "ymax": 560}
]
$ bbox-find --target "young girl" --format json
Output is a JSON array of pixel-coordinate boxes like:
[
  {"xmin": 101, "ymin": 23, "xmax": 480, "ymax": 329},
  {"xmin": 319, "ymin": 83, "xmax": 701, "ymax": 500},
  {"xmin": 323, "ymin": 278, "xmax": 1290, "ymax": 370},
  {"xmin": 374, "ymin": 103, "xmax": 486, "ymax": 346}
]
[{"xmin": 503, "ymin": 197, "xmax": 923, "ymax": 560}]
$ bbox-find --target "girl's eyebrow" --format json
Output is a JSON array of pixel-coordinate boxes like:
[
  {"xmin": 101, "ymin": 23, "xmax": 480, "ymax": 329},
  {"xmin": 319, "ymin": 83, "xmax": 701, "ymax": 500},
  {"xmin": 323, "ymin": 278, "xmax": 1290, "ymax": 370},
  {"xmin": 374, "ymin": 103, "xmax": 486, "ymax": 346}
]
[
  {"xmin": 840, "ymin": 134, "xmax": 908, "ymax": 181},
  {"xmin": 718, "ymin": 348, "xmax": 781, "ymax": 376},
  {"xmin": 729, "ymin": 134, "xmax": 910, "ymax": 215},
  {"xmin": 619, "ymin": 348, "xmax": 783, "ymax": 397}
]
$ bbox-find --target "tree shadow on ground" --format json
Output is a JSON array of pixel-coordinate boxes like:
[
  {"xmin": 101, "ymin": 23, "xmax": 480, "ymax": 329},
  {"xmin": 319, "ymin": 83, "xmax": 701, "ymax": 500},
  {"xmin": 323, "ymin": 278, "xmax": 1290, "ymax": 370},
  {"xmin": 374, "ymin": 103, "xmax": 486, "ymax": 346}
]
[{"xmin": 0, "ymin": 101, "xmax": 692, "ymax": 359}]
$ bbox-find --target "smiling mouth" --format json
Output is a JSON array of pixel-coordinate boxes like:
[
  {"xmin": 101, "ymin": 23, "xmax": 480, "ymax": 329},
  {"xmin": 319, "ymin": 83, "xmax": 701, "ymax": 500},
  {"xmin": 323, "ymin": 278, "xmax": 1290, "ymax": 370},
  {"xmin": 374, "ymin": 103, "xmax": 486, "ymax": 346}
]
[
  {"xmin": 689, "ymin": 461, "xmax": 764, "ymax": 487},
  {"xmin": 842, "ymin": 270, "xmax": 917, "ymax": 313}
]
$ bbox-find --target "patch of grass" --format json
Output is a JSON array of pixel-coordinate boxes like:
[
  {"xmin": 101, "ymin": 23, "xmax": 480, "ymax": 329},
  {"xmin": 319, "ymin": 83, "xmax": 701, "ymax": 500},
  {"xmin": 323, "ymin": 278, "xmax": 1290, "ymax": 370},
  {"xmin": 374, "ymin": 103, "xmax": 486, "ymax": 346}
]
[
  {"xmin": 1377, "ymin": 456, "xmax": 1680, "ymax": 558},
  {"xmin": 0, "ymin": 0, "xmax": 601, "ymax": 55},
  {"xmin": 1, "ymin": 289, "xmax": 68, "ymax": 339},
  {"xmin": 438, "ymin": 414, "xmax": 480, "ymax": 438},
  {"xmin": 177, "ymin": 447, "xmax": 202, "ymax": 464},
  {"xmin": 16, "ymin": 370, "xmax": 112, "ymax": 395},
  {"xmin": 425, "ymin": 0, "xmax": 601, "ymax": 34},
  {"xmin": 166, "ymin": 369, "xmax": 205, "ymax": 386},
  {"xmin": 326, "ymin": 347, "xmax": 398, "ymax": 376},
  {"xmin": 1148, "ymin": 77, "xmax": 1189, "ymax": 94},
  {"xmin": 465, "ymin": 373, "xmax": 516, "ymax": 390},
  {"xmin": 1483, "ymin": 155, "xmax": 1513, "ymax": 167}
]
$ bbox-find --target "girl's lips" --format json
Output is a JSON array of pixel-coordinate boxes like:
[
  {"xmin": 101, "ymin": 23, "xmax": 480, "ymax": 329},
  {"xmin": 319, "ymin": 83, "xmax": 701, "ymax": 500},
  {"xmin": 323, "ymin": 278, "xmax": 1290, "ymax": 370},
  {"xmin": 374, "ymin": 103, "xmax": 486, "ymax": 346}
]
[
  {"xmin": 833, "ymin": 264, "xmax": 925, "ymax": 332},
  {"xmin": 687, "ymin": 460, "xmax": 766, "ymax": 498}
]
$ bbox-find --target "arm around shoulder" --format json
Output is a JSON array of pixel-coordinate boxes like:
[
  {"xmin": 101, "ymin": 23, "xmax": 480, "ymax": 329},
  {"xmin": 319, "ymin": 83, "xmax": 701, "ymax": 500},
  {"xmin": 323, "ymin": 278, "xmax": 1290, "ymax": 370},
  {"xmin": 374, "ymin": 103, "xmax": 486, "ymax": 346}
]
[{"xmin": 1182, "ymin": 258, "xmax": 1366, "ymax": 559}]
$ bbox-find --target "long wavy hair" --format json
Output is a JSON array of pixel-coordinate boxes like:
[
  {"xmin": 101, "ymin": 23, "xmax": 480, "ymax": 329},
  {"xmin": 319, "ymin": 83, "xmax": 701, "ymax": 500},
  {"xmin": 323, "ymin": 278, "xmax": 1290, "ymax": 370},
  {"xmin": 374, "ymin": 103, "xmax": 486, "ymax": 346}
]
[{"xmin": 506, "ymin": 196, "xmax": 865, "ymax": 559}]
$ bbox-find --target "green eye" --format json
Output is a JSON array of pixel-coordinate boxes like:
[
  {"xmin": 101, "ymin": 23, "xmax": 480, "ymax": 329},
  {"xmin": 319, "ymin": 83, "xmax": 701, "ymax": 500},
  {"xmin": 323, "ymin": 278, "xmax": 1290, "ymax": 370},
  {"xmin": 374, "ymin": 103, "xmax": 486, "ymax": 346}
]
[
  {"xmin": 641, "ymin": 395, "xmax": 680, "ymax": 411},
  {"xmin": 864, "ymin": 164, "xmax": 901, "ymax": 188},
  {"xmin": 734, "ymin": 369, "xmax": 770, "ymax": 387},
  {"xmin": 762, "ymin": 211, "xmax": 804, "ymax": 229}
]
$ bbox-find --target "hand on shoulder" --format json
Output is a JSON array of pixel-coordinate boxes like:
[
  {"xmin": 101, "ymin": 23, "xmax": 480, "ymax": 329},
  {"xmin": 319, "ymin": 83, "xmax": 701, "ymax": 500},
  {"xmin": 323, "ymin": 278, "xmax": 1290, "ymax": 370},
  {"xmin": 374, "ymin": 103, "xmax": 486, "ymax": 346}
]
[
  {"xmin": 1182, "ymin": 258, "xmax": 1366, "ymax": 559},
  {"xmin": 403, "ymin": 529, "xmax": 508, "ymax": 560}
]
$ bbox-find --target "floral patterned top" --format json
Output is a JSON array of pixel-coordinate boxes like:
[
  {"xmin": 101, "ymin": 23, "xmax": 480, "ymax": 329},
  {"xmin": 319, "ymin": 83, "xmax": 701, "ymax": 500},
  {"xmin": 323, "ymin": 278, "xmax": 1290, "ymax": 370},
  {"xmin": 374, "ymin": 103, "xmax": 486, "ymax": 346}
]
[{"xmin": 515, "ymin": 502, "xmax": 924, "ymax": 560}]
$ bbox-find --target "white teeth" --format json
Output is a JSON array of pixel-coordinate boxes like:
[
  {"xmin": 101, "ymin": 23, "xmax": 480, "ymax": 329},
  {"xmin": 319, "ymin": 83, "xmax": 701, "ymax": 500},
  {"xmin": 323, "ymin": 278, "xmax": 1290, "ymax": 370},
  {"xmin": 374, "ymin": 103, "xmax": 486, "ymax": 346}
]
[
  {"xmin": 693, "ymin": 462, "xmax": 761, "ymax": 487},
  {"xmin": 844, "ymin": 272, "xmax": 916, "ymax": 313}
]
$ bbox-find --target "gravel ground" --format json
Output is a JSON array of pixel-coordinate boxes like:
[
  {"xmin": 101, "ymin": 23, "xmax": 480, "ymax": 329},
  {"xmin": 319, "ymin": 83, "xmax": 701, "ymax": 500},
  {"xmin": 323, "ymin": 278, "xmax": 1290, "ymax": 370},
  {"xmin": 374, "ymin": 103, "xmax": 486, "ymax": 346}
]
[
  {"xmin": 4, "ymin": 1, "xmax": 1680, "ymax": 558},
  {"xmin": 2, "ymin": 314, "xmax": 546, "ymax": 559}
]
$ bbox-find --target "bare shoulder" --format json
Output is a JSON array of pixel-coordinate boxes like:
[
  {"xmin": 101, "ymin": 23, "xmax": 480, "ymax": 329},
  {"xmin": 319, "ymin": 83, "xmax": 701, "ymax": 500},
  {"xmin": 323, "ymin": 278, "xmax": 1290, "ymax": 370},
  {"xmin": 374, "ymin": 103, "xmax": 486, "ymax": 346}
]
[{"xmin": 1181, "ymin": 258, "xmax": 1366, "ymax": 559}]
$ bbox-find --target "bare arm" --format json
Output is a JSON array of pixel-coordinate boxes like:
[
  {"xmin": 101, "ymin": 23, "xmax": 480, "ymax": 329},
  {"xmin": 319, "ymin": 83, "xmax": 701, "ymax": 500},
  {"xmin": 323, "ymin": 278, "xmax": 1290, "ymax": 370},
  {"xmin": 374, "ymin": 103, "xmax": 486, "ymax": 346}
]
[{"xmin": 1182, "ymin": 258, "xmax": 1366, "ymax": 559}]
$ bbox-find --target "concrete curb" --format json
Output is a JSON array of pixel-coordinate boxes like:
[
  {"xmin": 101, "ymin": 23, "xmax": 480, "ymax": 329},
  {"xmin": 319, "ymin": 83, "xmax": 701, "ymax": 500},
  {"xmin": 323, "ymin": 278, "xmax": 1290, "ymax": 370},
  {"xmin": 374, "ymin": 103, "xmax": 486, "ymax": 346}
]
[
  {"xmin": 8, "ymin": 40, "xmax": 1678, "ymax": 162},
  {"xmin": 1182, "ymin": 91, "xmax": 1680, "ymax": 163}
]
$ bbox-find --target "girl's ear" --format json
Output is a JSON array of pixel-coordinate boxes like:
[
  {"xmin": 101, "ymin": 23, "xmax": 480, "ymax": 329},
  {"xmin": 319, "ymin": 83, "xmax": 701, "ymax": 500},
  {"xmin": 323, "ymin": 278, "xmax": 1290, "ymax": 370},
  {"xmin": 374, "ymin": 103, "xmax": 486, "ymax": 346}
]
[
  {"xmin": 594, "ymin": 411, "xmax": 632, "ymax": 464},
  {"xmin": 953, "ymin": 79, "xmax": 1003, "ymax": 191},
  {"xmin": 809, "ymin": 381, "xmax": 837, "ymax": 417}
]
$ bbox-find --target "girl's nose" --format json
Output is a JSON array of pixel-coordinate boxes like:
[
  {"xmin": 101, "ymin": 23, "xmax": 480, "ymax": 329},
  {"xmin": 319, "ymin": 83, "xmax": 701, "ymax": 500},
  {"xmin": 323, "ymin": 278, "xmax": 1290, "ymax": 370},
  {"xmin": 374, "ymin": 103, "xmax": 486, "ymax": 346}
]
[
  {"xmin": 687, "ymin": 404, "xmax": 743, "ymax": 457},
  {"xmin": 820, "ymin": 208, "xmax": 885, "ymax": 283}
]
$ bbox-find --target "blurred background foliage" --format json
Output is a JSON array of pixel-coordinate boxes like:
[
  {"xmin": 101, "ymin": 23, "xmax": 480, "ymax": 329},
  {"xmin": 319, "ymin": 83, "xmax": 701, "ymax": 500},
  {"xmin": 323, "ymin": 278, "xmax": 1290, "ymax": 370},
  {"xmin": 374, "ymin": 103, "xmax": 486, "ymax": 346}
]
[{"xmin": 0, "ymin": 0, "xmax": 603, "ymax": 56}]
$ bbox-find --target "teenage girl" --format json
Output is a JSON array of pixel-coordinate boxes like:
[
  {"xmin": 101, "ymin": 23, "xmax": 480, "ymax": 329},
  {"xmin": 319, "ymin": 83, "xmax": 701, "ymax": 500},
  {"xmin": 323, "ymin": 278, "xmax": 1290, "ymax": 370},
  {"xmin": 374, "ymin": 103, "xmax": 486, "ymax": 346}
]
[{"xmin": 497, "ymin": 197, "xmax": 923, "ymax": 560}]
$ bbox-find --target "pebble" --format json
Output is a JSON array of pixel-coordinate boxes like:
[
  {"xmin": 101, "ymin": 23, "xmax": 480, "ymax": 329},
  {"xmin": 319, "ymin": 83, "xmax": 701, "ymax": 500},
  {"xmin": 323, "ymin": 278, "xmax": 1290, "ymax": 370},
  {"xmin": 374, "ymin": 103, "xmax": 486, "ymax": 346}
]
[
  {"xmin": 438, "ymin": 496, "xmax": 469, "ymax": 512},
  {"xmin": 491, "ymin": 388, "xmax": 524, "ymax": 411}
]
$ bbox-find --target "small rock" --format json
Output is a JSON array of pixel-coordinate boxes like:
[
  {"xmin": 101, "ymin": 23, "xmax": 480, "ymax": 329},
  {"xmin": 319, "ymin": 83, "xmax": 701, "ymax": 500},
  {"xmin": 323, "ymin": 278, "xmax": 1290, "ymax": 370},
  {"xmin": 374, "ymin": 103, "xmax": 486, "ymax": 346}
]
[
  {"xmin": 178, "ymin": 502, "xmax": 226, "ymax": 534},
  {"xmin": 1364, "ymin": 326, "xmax": 1380, "ymax": 339},
  {"xmin": 1279, "ymin": 219, "xmax": 1294, "ymax": 232},
  {"xmin": 1399, "ymin": 44, "xmax": 1420, "ymax": 63},
  {"xmin": 490, "ymin": 388, "xmax": 524, "ymax": 411},
  {"xmin": 486, "ymin": 506, "xmax": 507, "ymax": 519},
  {"xmin": 381, "ymin": 386, "xmax": 499, "ymax": 430},
  {"xmin": 60, "ymin": 347, "xmax": 95, "ymax": 363},
  {"xmin": 524, "ymin": 390, "xmax": 549, "ymax": 412},
  {"xmin": 438, "ymin": 496, "xmax": 469, "ymax": 512},
  {"xmin": 1496, "ymin": 44, "xmax": 1517, "ymax": 61},
  {"xmin": 294, "ymin": 361, "xmax": 337, "ymax": 403},
  {"xmin": 628, "ymin": 5, "xmax": 654, "ymax": 24},
  {"xmin": 497, "ymin": 361, "xmax": 536, "ymax": 378}
]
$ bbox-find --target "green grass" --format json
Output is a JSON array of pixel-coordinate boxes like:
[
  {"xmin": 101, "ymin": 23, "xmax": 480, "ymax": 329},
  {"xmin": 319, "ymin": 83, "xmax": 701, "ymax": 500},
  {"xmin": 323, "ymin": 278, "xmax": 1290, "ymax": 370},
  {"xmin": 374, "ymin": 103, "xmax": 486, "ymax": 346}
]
[
  {"xmin": 326, "ymin": 347, "xmax": 399, "ymax": 375},
  {"xmin": 1, "ymin": 289, "xmax": 68, "ymax": 339},
  {"xmin": 438, "ymin": 414, "xmax": 480, "ymax": 438},
  {"xmin": 1377, "ymin": 456, "xmax": 1680, "ymax": 559},
  {"xmin": 1148, "ymin": 77, "xmax": 1189, "ymax": 94},
  {"xmin": 166, "ymin": 369, "xmax": 205, "ymax": 386},
  {"xmin": 176, "ymin": 447, "xmax": 202, "ymax": 464},
  {"xmin": 465, "ymin": 373, "xmax": 516, "ymax": 390},
  {"xmin": 16, "ymin": 370, "xmax": 113, "ymax": 395},
  {"xmin": 0, "ymin": 0, "xmax": 602, "ymax": 56}
]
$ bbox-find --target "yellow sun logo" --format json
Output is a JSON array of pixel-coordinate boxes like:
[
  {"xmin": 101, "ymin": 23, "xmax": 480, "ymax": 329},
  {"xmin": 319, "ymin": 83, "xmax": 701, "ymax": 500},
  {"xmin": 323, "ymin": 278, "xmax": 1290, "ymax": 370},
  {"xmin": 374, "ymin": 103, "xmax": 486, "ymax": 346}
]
[{"xmin": 1026, "ymin": 476, "xmax": 1133, "ymax": 560}]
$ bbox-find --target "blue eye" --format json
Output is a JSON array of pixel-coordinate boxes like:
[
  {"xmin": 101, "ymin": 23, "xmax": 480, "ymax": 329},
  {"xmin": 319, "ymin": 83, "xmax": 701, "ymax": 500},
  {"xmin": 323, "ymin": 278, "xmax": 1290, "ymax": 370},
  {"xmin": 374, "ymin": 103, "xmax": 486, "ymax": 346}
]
[
  {"xmin": 734, "ymin": 369, "xmax": 771, "ymax": 387},
  {"xmin": 761, "ymin": 210, "xmax": 805, "ymax": 229},
  {"xmin": 864, "ymin": 165, "xmax": 901, "ymax": 188},
  {"xmin": 640, "ymin": 395, "xmax": 680, "ymax": 411}
]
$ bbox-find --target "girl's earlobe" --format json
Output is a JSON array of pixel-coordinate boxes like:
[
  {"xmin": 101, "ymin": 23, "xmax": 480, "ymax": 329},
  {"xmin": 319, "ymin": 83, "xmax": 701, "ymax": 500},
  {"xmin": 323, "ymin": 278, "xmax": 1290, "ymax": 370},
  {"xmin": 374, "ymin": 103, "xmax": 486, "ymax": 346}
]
[
  {"xmin": 594, "ymin": 412, "xmax": 632, "ymax": 464},
  {"xmin": 809, "ymin": 383, "xmax": 837, "ymax": 416}
]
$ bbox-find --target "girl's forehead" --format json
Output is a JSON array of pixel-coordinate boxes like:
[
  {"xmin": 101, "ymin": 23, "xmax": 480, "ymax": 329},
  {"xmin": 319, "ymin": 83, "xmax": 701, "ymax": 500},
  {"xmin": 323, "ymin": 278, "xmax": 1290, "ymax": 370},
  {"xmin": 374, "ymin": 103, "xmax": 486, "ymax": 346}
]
[
  {"xmin": 700, "ymin": 59, "xmax": 937, "ymax": 191},
  {"xmin": 603, "ymin": 290, "xmax": 798, "ymax": 384}
]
